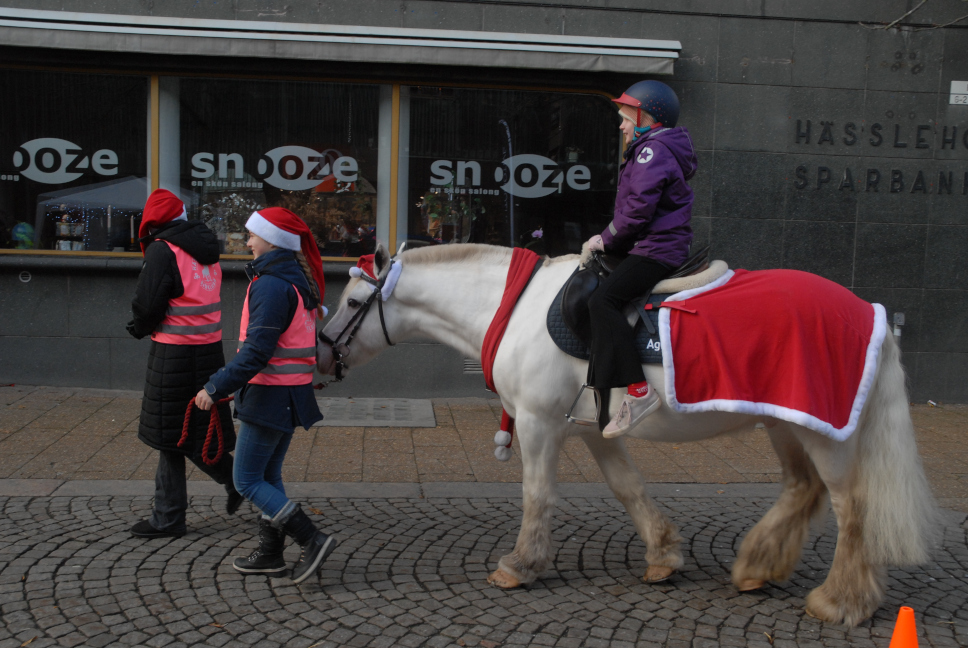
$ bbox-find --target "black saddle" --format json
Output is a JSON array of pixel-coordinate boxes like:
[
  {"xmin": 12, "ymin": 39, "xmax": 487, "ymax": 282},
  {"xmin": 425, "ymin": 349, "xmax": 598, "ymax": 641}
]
[{"xmin": 547, "ymin": 246, "xmax": 710, "ymax": 364}]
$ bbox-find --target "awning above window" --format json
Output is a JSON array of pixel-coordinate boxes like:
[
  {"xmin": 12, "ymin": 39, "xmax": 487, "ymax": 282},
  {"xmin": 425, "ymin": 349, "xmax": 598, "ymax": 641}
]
[{"xmin": 0, "ymin": 8, "xmax": 680, "ymax": 75}]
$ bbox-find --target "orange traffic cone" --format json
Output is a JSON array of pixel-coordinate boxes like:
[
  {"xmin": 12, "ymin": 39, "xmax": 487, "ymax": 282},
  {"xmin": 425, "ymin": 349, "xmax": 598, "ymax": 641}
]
[{"xmin": 888, "ymin": 606, "xmax": 919, "ymax": 648}]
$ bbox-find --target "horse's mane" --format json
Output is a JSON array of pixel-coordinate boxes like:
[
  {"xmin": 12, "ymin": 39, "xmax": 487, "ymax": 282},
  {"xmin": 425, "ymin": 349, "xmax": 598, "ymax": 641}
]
[
  {"xmin": 399, "ymin": 243, "xmax": 512, "ymax": 266},
  {"xmin": 399, "ymin": 243, "xmax": 579, "ymax": 267}
]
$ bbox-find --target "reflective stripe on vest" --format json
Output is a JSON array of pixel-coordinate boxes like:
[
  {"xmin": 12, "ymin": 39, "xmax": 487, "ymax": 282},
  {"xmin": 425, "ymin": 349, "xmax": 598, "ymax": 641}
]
[
  {"xmin": 151, "ymin": 241, "xmax": 223, "ymax": 345},
  {"xmin": 238, "ymin": 279, "xmax": 316, "ymax": 386}
]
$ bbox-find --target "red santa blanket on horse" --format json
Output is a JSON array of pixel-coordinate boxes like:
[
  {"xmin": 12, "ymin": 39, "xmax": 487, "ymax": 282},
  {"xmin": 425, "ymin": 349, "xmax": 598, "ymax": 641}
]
[{"xmin": 658, "ymin": 269, "xmax": 887, "ymax": 441}]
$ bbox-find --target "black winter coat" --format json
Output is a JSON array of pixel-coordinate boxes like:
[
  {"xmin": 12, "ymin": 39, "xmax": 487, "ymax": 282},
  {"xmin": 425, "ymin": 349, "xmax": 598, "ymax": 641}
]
[{"xmin": 131, "ymin": 220, "xmax": 235, "ymax": 455}]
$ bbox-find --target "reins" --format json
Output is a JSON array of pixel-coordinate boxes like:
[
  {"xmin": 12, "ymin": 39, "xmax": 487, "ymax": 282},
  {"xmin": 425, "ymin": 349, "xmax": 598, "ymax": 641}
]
[
  {"xmin": 178, "ymin": 396, "xmax": 233, "ymax": 466},
  {"xmin": 317, "ymin": 260, "xmax": 396, "ymax": 383}
]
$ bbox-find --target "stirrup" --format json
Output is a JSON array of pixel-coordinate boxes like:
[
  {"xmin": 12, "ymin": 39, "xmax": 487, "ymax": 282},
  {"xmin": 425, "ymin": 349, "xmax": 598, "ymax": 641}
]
[{"xmin": 565, "ymin": 383, "xmax": 601, "ymax": 426}]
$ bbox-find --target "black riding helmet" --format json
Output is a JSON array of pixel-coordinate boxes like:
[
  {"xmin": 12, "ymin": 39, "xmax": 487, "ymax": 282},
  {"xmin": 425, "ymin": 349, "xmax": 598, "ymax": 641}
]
[{"xmin": 613, "ymin": 80, "xmax": 680, "ymax": 129}]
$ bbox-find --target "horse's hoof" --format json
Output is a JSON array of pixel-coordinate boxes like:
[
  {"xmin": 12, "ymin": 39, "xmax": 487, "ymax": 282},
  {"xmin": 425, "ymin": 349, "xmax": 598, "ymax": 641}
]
[
  {"xmin": 487, "ymin": 569, "xmax": 521, "ymax": 589},
  {"xmin": 643, "ymin": 566, "xmax": 676, "ymax": 583},
  {"xmin": 737, "ymin": 578, "xmax": 767, "ymax": 592}
]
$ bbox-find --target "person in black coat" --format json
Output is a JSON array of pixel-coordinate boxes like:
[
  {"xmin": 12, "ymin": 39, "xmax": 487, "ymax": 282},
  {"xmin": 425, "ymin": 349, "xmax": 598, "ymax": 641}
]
[{"xmin": 127, "ymin": 189, "xmax": 241, "ymax": 539}]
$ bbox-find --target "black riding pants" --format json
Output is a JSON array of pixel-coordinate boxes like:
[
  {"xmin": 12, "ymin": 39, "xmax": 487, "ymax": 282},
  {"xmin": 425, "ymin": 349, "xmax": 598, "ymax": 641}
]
[{"xmin": 588, "ymin": 255, "xmax": 672, "ymax": 390}]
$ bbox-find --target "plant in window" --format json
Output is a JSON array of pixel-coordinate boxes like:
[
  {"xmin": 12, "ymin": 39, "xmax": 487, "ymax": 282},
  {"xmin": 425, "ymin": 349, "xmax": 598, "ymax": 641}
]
[{"xmin": 200, "ymin": 192, "xmax": 264, "ymax": 255}]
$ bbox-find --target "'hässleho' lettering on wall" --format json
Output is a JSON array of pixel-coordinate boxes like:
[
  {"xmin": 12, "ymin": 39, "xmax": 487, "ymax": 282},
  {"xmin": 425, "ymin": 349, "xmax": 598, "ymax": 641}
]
[{"xmin": 794, "ymin": 120, "xmax": 968, "ymax": 150}]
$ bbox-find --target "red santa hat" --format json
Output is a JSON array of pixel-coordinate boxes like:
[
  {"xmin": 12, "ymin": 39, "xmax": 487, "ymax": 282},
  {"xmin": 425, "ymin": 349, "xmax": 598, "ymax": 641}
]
[
  {"xmin": 349, "ymin": 254, "xmax": 376, "ymax": 279},
  {"xmin": 139, "ymin": 188, "xmax": 186, "ymax": 254},
  {"xmin": 245, "ymin": 207, "xmax": 325, "ymax": 303}
]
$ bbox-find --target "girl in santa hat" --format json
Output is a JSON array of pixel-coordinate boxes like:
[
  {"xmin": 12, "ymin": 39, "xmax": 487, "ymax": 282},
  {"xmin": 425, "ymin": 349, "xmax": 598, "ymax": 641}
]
[
  {"xmin": 127, "ymin": 188, "xmax": 241, "ymax": 539},
  {"xmin": 193, "ymin": 207, "xmax": 336, "ymax": 584}
]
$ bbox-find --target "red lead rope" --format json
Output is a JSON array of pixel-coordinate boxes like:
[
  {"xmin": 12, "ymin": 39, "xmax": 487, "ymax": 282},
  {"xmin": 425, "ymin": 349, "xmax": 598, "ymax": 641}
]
[{"xmin": 178, "ymin": 396, "xmax": 234, "ymax": 466}]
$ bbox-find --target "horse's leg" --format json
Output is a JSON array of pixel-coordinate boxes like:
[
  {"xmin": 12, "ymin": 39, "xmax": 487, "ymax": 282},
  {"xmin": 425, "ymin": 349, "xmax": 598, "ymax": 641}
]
[
  {"xmin": 731, "ymin": 425, "xmax": 827, "ymax": 591},
  {"xmin": 488, "ymin": 412, "xmax": 563, "ymax": 588},
  {"xmin": 789, "ymin": 429, "xmax": 888, "ymax": 626},
  {"xmin": 581, "ymin": 431, "xmax": 683, "ymax": 582},
  {"xmin": 790, "ymin": 334, "xmax": 937, "ymax": 626}
]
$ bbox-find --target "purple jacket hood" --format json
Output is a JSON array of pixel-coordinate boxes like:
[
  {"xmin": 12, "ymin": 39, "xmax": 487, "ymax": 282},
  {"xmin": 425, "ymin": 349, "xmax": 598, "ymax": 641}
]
[{"xmin": 600, "ymin": 126, "xmax": 698, "ymax": 268}]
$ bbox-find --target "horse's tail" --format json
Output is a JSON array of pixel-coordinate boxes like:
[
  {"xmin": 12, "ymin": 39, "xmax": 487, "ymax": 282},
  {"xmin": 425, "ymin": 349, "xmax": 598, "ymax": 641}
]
[{"xmin": 856, "ymin": 332, "xmax": 939, "ymax": 566}]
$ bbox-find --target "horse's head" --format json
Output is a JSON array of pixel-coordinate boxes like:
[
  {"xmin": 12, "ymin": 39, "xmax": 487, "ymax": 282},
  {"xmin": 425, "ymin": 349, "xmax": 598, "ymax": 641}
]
[{"xmin": 317, "ymin": 242, "xmax": 396, "ymax": 377}]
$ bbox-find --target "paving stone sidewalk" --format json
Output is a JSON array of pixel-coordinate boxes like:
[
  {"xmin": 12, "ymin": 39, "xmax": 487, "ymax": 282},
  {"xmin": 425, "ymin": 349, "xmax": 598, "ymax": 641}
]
[{"xmin": 2, "ymin": 386, "xmax": 966, "ymax": 512}]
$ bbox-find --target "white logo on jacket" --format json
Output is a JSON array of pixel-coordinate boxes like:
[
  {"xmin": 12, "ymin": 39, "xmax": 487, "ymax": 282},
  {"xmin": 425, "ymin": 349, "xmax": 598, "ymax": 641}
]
[
  {"xmin": 637, "ymin": 148, "xmax": 654, "ymax": 165},
  {"xmin": 200, "ymin": 266, "xmax": 217, "ymax": 292}
]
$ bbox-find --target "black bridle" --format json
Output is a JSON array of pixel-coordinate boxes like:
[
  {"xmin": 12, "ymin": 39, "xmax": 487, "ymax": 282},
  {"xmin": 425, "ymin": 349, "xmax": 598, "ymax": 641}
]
[{"xmin": 318, "ymin": 260, "xmax": 395, "ymax": 382}]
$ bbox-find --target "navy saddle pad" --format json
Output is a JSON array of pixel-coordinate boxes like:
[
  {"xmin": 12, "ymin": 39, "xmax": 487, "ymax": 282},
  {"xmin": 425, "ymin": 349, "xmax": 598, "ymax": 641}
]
[{"xmin": 546, "ymin": 279, "xmax": 667, "ymax": 364}]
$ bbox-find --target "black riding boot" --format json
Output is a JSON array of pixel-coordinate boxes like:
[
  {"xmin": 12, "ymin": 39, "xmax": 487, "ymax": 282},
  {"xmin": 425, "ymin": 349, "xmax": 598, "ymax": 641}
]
[
  {"xmin": 280, "ymin": 504, "xmax": 337, "ymax": 584},
  {"xmin": 232, "ymin": 518, "xmax": 287, "ymax": 575}
]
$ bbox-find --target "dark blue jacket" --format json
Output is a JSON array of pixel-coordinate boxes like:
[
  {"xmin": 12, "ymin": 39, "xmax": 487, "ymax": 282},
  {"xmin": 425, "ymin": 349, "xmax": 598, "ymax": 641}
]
[
  {"xmin": 601, "ymin": 127, "xmax": 698, "ymax": 268},
  {"xmin": 204, "ymin": 249, "xmax": 322, "ymax": 433}
]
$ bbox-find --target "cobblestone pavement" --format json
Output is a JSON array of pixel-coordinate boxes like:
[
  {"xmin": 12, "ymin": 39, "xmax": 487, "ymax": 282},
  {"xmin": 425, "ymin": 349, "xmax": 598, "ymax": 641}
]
[{"xmin": 1, "ymin": 486, "xmax": 967, "ymax": 648}]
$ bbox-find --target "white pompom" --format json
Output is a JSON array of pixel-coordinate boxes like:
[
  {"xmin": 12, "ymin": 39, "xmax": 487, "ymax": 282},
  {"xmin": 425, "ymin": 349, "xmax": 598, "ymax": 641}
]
[
  {"xmin": 493, "ymin": 430, "xmax": 512, "ymax": 446},
  {"xmin": 494, "ymin": 445, "xmax": 513, "ymax": 462},
  {"xmin": 321, "ymin": 305, "xmax": 329, "ymax": 318},
  {"xmin": 348, "ymin": 267, "xmax": 362, "ymax": 278}
]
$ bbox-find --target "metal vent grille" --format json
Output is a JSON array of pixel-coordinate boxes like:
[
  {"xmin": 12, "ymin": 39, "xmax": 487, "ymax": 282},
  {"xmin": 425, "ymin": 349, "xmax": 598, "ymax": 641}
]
[{"xmin": 463, "ymin": 359, "xmax": 484, "ymax": 375}]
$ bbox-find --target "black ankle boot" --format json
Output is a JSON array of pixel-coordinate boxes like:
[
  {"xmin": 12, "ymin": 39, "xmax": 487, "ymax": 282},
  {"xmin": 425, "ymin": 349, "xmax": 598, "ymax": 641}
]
[
  {"xmin": 225, "ymin": 486, "xmax": 244, "ymax": 516},
  {"xmin": 232, "ymin": 518, "xmax": 286, "ymax": 575},
  {"xmin": 281, "ymin": 505, "xmax": 337, "ymax": 584}
]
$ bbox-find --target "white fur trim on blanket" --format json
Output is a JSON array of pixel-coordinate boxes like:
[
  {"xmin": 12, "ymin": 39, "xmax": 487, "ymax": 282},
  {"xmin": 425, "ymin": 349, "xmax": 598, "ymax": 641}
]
[
  {"xmin": 658, "ymin": 270, "xmax": 887, "ymax": 441},
  {"xmin": 654, "ymin": 260, "xmax": 729, "ymax": 294}
]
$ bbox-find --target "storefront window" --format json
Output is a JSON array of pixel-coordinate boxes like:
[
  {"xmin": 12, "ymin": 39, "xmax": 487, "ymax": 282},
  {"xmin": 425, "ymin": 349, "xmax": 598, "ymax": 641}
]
[
  {"xmin": 169, "ymin": 78, "xmax": 382, "ymax": 257},
  {"xmin": 0, "ymin": 70, "xmax": 148, "ymax": 252},
  {"xmin": 404, "ymin": 86, "xmax": 620, "ymax": 256}
]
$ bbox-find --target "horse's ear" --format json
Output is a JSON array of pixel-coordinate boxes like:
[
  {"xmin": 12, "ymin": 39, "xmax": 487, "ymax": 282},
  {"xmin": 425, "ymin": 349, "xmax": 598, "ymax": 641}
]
[{"xmin": 374, "ymin": 242, "xmax": 391, "ymax": 279}]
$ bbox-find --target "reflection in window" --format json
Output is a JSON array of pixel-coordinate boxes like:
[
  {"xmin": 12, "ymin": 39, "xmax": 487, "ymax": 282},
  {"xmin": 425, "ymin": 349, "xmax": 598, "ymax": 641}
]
[
  {"xmin": 0, "ymin": 70, "xmax": 148, "ymax": 251},
  {"xmin": 405, "ymin": 87, "xmax": 620, "ymax": 256},
  {"xmin": 172, "ymin": 78, "xmax": 381, "ymax": 257}
]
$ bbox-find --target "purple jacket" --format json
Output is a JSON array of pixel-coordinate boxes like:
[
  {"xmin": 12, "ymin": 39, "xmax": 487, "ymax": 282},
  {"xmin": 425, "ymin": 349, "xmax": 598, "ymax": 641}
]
[{"xmin": 600, "ymin": 126, "xmax": 698, "ymax": 268}]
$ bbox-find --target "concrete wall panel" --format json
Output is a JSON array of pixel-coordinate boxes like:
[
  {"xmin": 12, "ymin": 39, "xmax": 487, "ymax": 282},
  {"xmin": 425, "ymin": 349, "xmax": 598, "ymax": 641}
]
[
  {"xmin": 919, "ymin": 290, "xmax": 968, "ymax": 353},
  {"xmin": 0, "ymin": 272, "xmax": 69, "ymax": 337},
  {"xmin": 853, "ymin": 223, "xmax": 927, "ymax": 289},
  {"xmin": 717, "ymin": 17, "xmax": 795, "ymax": 86},
  {"xmin": 781, "ymin": 220, "xmax": 855, "ymax": 285},
  {"xmin": 923, "ymin": 225, "xmax": 968, "ymax": 289},
  {"xmin": 866, "ymin": 27, "xmax": 945, "ymax": 93},
  {"xmin": 67, "ymin": 272, "xmax": 138, "ymax": 339},
  {"xmin": 791, "ymin": 21, "xmax": 868, "ymax": 90},
  {"xmin": 0, "ymin": 336, "xmax": 111, "ymax": 387},
  {"xmin": 710, "ymin": 217, "xmax": 784, "ymax": 271}
]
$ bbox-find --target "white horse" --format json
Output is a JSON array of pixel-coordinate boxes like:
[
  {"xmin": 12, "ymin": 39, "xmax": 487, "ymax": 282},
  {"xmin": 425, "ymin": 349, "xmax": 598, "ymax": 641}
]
[{"xmin": 317, "ymin": 243, "xmax": 938, "ymax": 626}]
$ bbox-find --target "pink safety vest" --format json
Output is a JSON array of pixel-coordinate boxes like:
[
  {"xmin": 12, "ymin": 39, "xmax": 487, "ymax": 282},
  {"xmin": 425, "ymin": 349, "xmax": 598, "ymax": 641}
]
[
  {"xmin": 238, "ymin": 278, "xmax": 316, "ymax": 386},
  {"xmin": 152, "ymin": 241, "xmax": 222, "ymax": 345}
]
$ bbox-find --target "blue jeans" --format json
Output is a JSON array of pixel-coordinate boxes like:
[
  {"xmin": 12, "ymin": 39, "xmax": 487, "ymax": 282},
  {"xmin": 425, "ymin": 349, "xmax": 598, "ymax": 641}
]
[{"xmin": 233, "ymin": 420, "xmax": 294, "ymax": 520}]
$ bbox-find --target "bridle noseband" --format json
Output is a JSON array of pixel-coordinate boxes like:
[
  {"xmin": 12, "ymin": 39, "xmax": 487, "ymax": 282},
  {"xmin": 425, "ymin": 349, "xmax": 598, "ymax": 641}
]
[{"xmin": 318, "ymin": 260, "xmax": 396, "ymax": 382}]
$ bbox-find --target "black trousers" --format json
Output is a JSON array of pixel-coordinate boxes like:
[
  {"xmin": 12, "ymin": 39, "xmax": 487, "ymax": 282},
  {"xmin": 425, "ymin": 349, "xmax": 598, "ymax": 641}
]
[
  {"xmin": 150, "ymin": 448, "xmax": 234, "ymax": 533},
  {"xmin": 588, "ymin": 255, "xmax": 672, "ymax": 390}
]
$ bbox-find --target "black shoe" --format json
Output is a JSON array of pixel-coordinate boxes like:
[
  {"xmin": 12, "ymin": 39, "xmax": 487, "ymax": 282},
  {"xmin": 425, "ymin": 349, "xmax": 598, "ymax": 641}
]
[
  {"xmin": 130, "ymin": 520, "xmax": 185, "ymax": 539},
  {"xmin": 226, "ymin": 488, "xmax": 244, "ymax": 516},
  {"xmin": 233, "ymin": 519, "xmax": 287, "ymax": 575},
  {"xmin": 280, "ymin": 505, "xmax": 337, "ymax": 584},
  {"xmin": 291, "ymin": 532, "xmax": 337, "ymax": 584}
]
